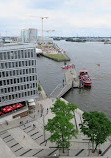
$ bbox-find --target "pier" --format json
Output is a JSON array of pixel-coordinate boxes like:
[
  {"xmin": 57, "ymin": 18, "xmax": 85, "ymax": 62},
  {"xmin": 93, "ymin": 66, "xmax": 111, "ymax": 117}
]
[
  {"xmin": 50, "ymin": 67, "xmax": 80, "ymax": 98},
  {"xmin": 65, "ymin": 67, "xmax": 79, "ymax": 88}
]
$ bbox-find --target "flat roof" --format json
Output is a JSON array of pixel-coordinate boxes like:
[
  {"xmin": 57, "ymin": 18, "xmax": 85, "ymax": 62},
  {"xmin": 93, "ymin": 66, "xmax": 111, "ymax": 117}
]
[{"xmin": 0, "ymin": 43, "xmax": 36, "ymax": 51}]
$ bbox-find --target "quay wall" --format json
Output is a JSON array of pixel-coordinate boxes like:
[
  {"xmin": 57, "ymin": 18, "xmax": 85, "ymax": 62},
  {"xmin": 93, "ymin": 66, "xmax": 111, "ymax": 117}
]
[{"xmin": 41, "ymin": 54, "xmax": 70, "ymax": 62}]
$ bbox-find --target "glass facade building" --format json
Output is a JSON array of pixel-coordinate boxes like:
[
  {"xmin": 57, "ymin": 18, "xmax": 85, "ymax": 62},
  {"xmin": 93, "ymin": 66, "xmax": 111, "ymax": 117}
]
[
  {"xmin": 0, "ymin": 43, "xmax": 38, "ymax": 107},
  {"xmin": 21, "ymin": 28, "xmax": 38, "ymax": 43}
]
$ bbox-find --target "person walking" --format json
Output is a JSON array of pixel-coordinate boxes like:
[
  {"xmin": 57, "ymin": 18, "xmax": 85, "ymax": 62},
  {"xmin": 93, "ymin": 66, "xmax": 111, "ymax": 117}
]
[
  {"xmin": 33, "ymin": 124, "xmax": 36, "ymax": 129},
  {"xmin": 41, "ymin": 109, "xmax": 42, "ymax": 117},
  {"xmin": 63, "ymin": 79, "xmax": 64, "ymax": 87},
  {"xmin": 47, "ymin": 108, "xmax": 48, "ymax": 114}
]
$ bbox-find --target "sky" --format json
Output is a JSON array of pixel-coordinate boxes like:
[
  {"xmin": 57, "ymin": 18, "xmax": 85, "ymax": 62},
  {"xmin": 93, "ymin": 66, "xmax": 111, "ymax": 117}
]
[{"xmin": 1, "ymin": 0, "xmax": 111, "ymax": 37}]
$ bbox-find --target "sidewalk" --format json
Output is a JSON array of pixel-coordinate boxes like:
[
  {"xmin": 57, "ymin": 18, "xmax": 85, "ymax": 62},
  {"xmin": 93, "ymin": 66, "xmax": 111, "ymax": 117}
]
[{"xmin": 0, "ymin": 96, "xmax": 110, "ymax": 157}]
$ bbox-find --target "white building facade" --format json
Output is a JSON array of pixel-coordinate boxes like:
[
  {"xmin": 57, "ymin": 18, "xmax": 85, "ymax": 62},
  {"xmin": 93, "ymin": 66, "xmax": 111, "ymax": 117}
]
[{"xmin": 0, "ymin": 43, "xmax": 38, "ymax": 107}]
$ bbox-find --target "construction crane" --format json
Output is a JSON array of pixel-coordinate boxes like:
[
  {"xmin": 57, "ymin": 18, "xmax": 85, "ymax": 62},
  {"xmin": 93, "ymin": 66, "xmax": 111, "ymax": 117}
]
[
  {"xmin": 29, "ymin": 15, "xmax": 48, "ymax": 50},
  {"xmin": 46, "ymin": 30, "xmax": 55, "ymax": 53},
  {"xmin": 41, "ymin": 17, "xmax": 48, "ymax": 50}
]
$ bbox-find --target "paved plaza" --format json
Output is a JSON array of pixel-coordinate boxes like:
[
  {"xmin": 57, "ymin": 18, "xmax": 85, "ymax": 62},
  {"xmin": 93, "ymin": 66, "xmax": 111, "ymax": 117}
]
[{"xmin": 0, "ymin": 97, "xmax": 110, "ymax": 158}]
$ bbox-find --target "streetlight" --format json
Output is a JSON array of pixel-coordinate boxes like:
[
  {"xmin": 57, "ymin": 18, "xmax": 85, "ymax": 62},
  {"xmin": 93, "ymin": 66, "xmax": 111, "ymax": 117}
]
[
  {"xmin": 46, "ymin": 30, "xmax": 55, "ymax": 53},
  {"xmin": 41, "ymin": 17, "xmax": 48, "ymax": 50}
]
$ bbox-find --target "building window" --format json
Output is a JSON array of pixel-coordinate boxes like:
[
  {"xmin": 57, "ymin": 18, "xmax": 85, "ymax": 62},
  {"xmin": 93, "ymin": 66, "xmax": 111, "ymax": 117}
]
[
  {"xmin": 14, "ymin": 78, "xmax": 16, "ymax": 84},
  {"xmin": 7, "ymin": 79, "xmax": 10, "ymax": 85},
  {"xmin": 0, "ymin": 81, "xmax": 2, "ymax": 86},
  {"xmin": 1, "ymin": 63, "xmax": 4, "ymax": 69},
  {"xmin": 0, "ymin": 53, "xmax": 2, "ymax": 60},
  {"xmin": 10, "ymin": 51, "xmax": 14, "ymax": 59}
]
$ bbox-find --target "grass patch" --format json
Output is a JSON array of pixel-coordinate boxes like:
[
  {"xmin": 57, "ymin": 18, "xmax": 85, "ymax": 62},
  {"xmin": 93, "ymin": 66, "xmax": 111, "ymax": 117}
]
[
  {"xmin": 38, "ymin": 84, "xmax": 42, "ymax": 91},
  {"xmin": 45, "ymin": 53, "xmax": 67, "ymax": 60}
]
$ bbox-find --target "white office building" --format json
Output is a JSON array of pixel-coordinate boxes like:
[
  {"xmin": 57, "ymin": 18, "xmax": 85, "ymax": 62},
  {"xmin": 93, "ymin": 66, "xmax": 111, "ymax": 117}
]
[{"xmin": 0, "ymin": 43, "xmax": 38, "ymax": 107}]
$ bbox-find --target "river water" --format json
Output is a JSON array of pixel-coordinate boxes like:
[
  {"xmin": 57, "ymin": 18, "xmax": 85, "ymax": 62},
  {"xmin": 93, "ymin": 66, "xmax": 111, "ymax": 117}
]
[{"xmin": 37, "ymin": 41, "xmax": 111, "ymax": 119}]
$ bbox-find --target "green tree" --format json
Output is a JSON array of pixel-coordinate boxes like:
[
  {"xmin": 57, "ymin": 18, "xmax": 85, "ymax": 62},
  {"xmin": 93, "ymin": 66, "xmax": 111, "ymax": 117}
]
[
  {"xmin": 79, "ymin": 111, "xmax": 111, "ymax": 152},
  {"xmin": 45, "ymin": 99, "xmax": 78, "ymax": 153}
]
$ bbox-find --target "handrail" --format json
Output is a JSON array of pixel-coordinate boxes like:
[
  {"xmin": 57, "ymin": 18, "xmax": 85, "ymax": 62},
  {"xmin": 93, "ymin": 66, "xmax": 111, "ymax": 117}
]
[
  {"xmin": 49, "ymin": 83, "xmax": 62, "ymax": 97},
  {"xmin": 57, "ymin": 84, "xmax": 72, "ymax": 98}
]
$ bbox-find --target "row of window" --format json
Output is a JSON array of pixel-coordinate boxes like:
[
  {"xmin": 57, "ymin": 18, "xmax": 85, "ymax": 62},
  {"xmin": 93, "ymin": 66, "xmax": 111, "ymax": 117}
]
[
  {"xmin": 0, "ymin": 75, "xmax": 37, "ymax": 86},
  {"xmin": 0, "ymin": 89, "xmax": 38, "ymax": 102},
  {"xmin": 0, "ymin": 60, "xmax": 36, "ymax": 69},
  {"xmin": 0, "ymin": 68, "xmax": 36, "ymax": 78},
  {"xmin": 0, "ymin": 49, "xmax": 35, "ymax": 60},
  {"xmin": 0, "ymin": 82, "xmax": 37, "ymax": 94}
]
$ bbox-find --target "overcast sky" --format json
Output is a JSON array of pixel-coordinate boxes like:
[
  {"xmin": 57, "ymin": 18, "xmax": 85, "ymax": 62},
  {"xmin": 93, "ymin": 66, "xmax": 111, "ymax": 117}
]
[{"xmin": 1, "ymin": 0, "xmax": 111, "ymax": 37}]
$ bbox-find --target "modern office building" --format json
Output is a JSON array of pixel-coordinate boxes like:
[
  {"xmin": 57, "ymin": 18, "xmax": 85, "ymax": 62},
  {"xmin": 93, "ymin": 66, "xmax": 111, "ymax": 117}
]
[
  {"xmin": 21, "ymin": 28, "xmax": 38, "ymax": 43},
  {"xmin": 0, "ymin": 43, "xmax": 38, "ymax": 107}
]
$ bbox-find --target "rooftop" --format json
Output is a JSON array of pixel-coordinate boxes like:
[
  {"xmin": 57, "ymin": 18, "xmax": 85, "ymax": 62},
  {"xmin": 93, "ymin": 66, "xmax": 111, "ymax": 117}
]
[{"xmin": 0, "ymin": 43, "xmax": 36, "ymax": 51}]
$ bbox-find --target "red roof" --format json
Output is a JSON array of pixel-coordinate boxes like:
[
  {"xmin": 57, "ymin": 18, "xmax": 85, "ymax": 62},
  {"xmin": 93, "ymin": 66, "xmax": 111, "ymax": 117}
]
[
  {"xmin": 12, "ymin": 103, "xmax": 24, "ymax": 109},
  {"xmin": 2, "ymin": 106, "xmax": 14, "ymax": 112},
  {"xmin": 1, "ymin": 103, "xmax": 24, "ymax": 113}
]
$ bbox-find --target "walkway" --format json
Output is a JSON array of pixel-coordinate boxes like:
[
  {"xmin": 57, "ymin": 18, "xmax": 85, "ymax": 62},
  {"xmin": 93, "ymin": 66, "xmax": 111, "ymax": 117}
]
[
  {"xmin": 65, "ymin": 67, "xmax": 79, "ymax": 88},
  {"xmin": 0, "ymin": 98, "xmax": 110, "ymax": 157},
  {"xmin": 50, "ymin": 68, "xmax": 79, "ymax": 98}
]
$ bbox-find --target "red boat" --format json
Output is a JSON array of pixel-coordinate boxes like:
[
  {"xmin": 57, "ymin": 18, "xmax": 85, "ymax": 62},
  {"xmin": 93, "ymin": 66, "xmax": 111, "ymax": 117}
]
[
  {"xmin": 79, "ymin": 70, "xmax": 92, "ymax": 87},
  {"xmin": 61, "ymin": 64, "xmax": 72, "ymax": 69}
]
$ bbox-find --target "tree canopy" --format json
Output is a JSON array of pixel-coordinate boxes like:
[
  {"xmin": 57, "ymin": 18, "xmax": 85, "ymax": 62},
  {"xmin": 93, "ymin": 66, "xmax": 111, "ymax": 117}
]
[
  {"xmin": 45, "ymin": 99, "xmax": 78, "ymax": 153},
  {"xmin": 79, "ymin": 111, "xmax": 111, "ymax": 152}
]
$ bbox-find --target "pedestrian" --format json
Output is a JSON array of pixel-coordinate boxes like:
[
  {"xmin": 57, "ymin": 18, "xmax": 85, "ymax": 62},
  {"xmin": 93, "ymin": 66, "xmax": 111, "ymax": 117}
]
[
  {"xmin": 23, "ymin": 135, "xmax": 25, "ymax": 139},
  {"xmin": 38, "ymin": 109, "xmax": 39, "ymax": 113},
  {"xmin": 98, "ymin": 149, "xmax": 102, "ymax": 155},
  {"xmin": 20, "ymin": 121, "xmax": 23, "ymax": 125},
  {"xmin": 47, "ymin": 108, "xmax": 48, "ymax": 114},
  {"xmin": 41, "ymin": 109, "xmax": 42, "ymax": 117},
  {"xmin": 26, "ymin": 120, "xmax": 29, "ymax": 123},
  {"xmin": 5, "ymin": 120, "xmax": 8, "ymax": 125},
  {"xmin": 33, "ymin": 124, "xmax": 36, "ymax": 128},
  {"xmin": 63, "ymin": 79, "xmax": 64, "ymax": 87}
]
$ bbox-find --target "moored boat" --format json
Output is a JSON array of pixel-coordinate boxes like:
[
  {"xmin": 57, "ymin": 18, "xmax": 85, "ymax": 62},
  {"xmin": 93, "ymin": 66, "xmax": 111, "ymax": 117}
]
[
  {"xmin": 79, "ymin": 70, "xmax": 92, "ymax": 87},
  {"xmin": 61, "ymin": 64, "xmax": 72, "ymax": 69}
]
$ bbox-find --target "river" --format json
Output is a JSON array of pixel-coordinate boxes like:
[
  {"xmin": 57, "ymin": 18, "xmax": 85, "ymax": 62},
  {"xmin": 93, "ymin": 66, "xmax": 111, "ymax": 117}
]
[{"xmin": 37, "ymin": 41, "xmax": 111, "ymax": 119}]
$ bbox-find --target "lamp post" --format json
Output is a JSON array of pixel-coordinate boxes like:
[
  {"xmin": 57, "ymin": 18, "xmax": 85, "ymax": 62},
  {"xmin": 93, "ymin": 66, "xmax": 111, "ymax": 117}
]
[
  {"xmin": 46, "ymin": 30, "xmax": 55, "ymax": 53},
  {"xmin": 41, "ymin": 17, "xmax": 48, "ymax": 50}
]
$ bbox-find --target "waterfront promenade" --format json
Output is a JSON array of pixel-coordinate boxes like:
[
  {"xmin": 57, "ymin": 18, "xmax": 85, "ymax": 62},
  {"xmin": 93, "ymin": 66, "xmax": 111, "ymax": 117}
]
[{"xmin": 0, "ymin": 93, "xmax": 110, "ymax": 157}]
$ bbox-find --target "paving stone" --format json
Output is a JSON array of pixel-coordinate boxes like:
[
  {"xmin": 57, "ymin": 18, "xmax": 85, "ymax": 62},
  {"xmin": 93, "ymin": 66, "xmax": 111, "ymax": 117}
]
[
  {"xmin": 0, "ymin": 133, "xmax": 10, "ymax": 139},
  {"xmin": 37, "ymin": 149, "xmax": 59, "ymax": 157},
  {"xmin": 11, "ymin": 144, "xmax": 22, "ymax": 152},
  {"xmin": 46, "ymin": 141, "xmax": 56, "ymax": 147},
  {"xmin": 30, "ymin": 131, "xmax": 39, "ymax": 138},
  {"xmin": 3, "ymin": 136, "xmax": 13, "ymax": 142},
  {"xmin": 0, "ymin": 131, "xmax": 8, "ymax": 136},
  {"xmin": 7, "ymin": 140, "xmax": 19, "ymax": 148},
  {"xmin": 22, "ymin": 149, "xmax": 40, "ymax": 157},
  {"xmin": 35, "ymin": 135, "xmax": 44, "ymax": 144},
  {"xmin": 26, "ymin": 128, "xmax": 37, "ymax": 134},
  {"xmin": 15, "ymin": 148, "xmax": 29, "ymax": 156}
]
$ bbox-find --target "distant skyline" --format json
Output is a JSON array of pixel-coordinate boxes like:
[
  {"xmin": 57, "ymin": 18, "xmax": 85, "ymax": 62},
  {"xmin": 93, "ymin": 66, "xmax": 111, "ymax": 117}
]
[{"xmin": 1, "ymin": 0, "xmax": 111, "ymax": 37}]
